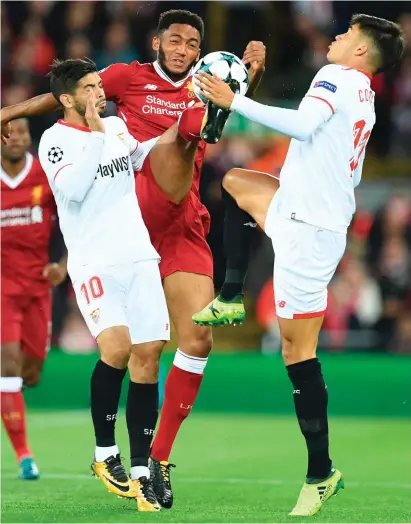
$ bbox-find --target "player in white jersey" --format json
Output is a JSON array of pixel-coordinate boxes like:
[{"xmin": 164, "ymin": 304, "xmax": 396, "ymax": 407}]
[
  {"xmin": 38, "ymin": 58, "xmax": 171, "ymax": 512},
  {"xmin": 193, "ymin": 14, "xmax": 405, "ymax": 516}
]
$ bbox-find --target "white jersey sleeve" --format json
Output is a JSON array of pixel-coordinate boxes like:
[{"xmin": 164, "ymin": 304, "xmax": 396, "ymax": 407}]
[
  {"xmin": 230, "ymin": 65, "xmax": 347, "ymax": 142},
  {"xmin": 230, "ymin": 95, "xmax": 328, "ymax": 141},
  {"xmin": 116, "ymin": 118, "xmax": 160, "ymax": 172},
  {"xmin": 39, "ymin": 129, "xmax": 105, "ymax": 202}
]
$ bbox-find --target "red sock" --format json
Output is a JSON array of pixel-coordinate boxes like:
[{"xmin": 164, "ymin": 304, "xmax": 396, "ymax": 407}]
[
  {"xmin": 151, "ymin": 365, "xmax": 204, "ymax": 462},
  {"xmin": 178, "ymin": 106, "xmax": 206, "ymax": 141},
  {"xmin": 1, "ymin": 391, "xmax": 32, "ymax": 462}
]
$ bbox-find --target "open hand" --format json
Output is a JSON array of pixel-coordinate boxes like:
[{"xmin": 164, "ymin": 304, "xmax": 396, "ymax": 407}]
[
  {"xmin": 195, "ymin": 72, "xmax": 235, "ymax": 110},
  {"xmin": 43, "ymin": 262, "xmax": 67, "ymax": 286}
]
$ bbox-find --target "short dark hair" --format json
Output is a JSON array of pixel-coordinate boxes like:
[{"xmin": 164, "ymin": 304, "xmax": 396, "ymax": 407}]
[
  {"xmin": 157, "ymin": 9, "xmax": 204, "ymax": 43},
  {"xmin": 49, "ymin": 57, "xmax": 98, "ymax": 105},
  {"xmin": 351, "ymin": 14, "xmax": 405, "ymax": 73}
]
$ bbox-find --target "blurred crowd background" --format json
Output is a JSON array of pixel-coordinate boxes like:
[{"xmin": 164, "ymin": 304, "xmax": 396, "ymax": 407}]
[{"xmin": 2, "ymin": 1, "xmax": 411, "ymax": 354}]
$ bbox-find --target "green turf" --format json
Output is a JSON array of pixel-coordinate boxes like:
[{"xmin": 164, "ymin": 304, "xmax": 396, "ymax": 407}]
[{"xmin": 2, "ymin": 412, "xmax": 411, "ymax": 523}]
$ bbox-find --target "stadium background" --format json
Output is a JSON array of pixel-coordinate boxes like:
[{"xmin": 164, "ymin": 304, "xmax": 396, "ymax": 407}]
[{"xmin": 2, "ymin": 1, "xmax": 411, "ymax": 523}]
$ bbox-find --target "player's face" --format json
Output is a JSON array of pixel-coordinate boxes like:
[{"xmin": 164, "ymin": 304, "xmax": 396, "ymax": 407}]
[
  {"xmin": 1, "ymin": 120, "xmax": 31, "ymax": 162},
  {"xmin": 327, "ymin": 24, "xmax": 366, "ymax": 65},
  {"xmin": 153, "ymin": 23, "xmax": 201, "ymax": 78},
  {"xmin": 72, "ymin": 73, "xmax": 107, "ymax": 117}
]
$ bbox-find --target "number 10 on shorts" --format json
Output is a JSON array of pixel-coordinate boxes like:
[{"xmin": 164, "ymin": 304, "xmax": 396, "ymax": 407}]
[{"xmin": 80, "ymin": 276, "xmax": 104, "ymax": 305}]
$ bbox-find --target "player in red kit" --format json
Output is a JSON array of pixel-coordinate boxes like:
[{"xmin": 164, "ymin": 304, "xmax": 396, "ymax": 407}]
[
  {"xmin": 0, "ymin": 9, "xmax": 266, "ymax": 506},
  {"xmin": 1, "ymin": 120, "xmax": 67, "ymax": 480}
]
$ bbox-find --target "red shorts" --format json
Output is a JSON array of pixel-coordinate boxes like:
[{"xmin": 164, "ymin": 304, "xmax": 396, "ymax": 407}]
[
  {"xmin": 136, "ymin": 158, "xmax": 213, "ymax": 280},
  {"xmin": 1, "ymin": 291, "xmax": 52, "ymax": 361}
]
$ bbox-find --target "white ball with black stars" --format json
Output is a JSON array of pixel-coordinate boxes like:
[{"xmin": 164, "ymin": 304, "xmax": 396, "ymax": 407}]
[
  {"xmin": 192, "ymin": 51, "xmax": 249, "ymax": 104},
  {"xmin": 48, "ymin": 146, "xmax": 64, "ymax": 164}
]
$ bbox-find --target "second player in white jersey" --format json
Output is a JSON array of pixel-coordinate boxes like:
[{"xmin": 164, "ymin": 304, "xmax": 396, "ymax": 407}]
[
  {"xmin": 192, "ymin": 13, "xmax": 405, "ymax": 518},
  {"xmin": 39, "ymin": 116, "xmax": 159, "ymax": 272}
]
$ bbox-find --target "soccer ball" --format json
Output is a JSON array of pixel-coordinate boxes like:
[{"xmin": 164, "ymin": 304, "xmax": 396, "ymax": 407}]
[{"xmin": 192, "ymin": 51, "xmax": 249, "ymax": 104}]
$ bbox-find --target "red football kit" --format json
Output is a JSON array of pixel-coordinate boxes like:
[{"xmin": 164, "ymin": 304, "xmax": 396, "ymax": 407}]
[
  {"xmin": 1, "ymin": 153, "xmax": 56, "ymax": 360},
  {"xmin": 100, "ymin": 61, "xmax": 213, "ymax": 280}
]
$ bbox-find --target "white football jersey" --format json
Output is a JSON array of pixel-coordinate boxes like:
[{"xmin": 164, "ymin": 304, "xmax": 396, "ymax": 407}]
[
  {"xmin": 39, "ymin": 116, "xmax": 159, "ymax": 273},
  {"xmin": 276, "ymin": 64, "xmax": 376, "ymax": 232}
]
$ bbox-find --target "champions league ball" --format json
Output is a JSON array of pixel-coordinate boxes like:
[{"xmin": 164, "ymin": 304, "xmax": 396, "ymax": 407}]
[{"xmin": 192, "ymin": 51, "xmax": 249, "ymax": 104}]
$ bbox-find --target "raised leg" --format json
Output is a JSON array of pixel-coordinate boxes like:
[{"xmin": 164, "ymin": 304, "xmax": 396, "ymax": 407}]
[{"xmin": 149, "ymin": 106, "xmax": 206, "ymax": 204}]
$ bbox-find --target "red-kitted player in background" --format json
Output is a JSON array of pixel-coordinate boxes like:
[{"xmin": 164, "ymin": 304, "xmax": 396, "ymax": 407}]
[{"xmin": 1, "ymin": 119, "xmax": 67, "ymax": 480}]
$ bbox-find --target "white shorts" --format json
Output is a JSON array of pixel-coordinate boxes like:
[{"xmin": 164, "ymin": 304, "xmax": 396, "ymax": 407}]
[
  {"xmin": 265, "ymin": 194, "xmax": 346, "ymax": 319},
  {"xmin": 71, "ymin": 259, "xmax": 170, "ymax": 344}
]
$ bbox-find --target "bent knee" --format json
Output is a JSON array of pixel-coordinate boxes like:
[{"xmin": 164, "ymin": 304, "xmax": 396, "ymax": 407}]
[
  {"xmin": 180, "ymin": 328, "xmax": 213, "ymax": 359},
  {"xmin": 281, "ymin": 338, "xmax": 317, "ymax": 366},
  {"xmin": 129, "ymin": 354, "xmax": 160, "ymax": 383},
  {"xmin": 128, "ymin": 342, "xmax": 164, "ymax": 382},
  {"xmin": 222, "ymin": 169, "xmax": 241, "ymax": 196},
  {"xmin": 1, "ymin": 346, "xmax": 21, "ymax": 377},
  {"xmin": 101, "ymin": 347, "xmax": 131, "ymax": 369}
]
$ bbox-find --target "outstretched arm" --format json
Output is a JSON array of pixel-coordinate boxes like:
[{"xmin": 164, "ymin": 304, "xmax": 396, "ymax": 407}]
[
  {"xmin": 230, "ymin": 95, "xmax": 330, "ymax": 141},
  {"xmin": 196, "ymin": 71, "xmax": 332, "ymax": 141},
  {"xmin": 1, "ymin": 93, "xmax": 59, "ymax": 143}
]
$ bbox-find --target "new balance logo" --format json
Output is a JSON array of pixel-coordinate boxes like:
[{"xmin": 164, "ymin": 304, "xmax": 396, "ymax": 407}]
[
  {"xmin": 243, "ymin": 222, "xmax": 257, "ymax": 228},
  {"xmin": 144, "ymin": 84, "xmax": 158, "ymax": 90}
]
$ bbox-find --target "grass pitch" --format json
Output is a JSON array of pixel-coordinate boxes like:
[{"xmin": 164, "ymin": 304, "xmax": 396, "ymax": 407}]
[{"xmin": 2, "ymin": 411, "xmax": 410, "ymax": 523}]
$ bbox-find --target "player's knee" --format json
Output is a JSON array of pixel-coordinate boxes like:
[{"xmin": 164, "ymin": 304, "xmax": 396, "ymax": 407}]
[
  {"xmin": 129, "ymin": 341, "xmax": 164, "ymax": 382},
  {"xmin": 101, "ymin": 347, "xmax": 131, "ymax": 369},
  {"xmin": 281, "ymin": 338, "xmax": 317, "ymax": 366},
  {"xmin": 181, "ymin": 328, "xmax": 213, "ymax": 359},
  {"xmin": 281, "ymin": 338, "xmax": 295, "ymax": 366},
  {"xmin": 1, "ymin": 345, "xmax": 21, "ymax": 377},
  {"xmin": 222, "ymin": 169, "xmax": 238, "ymax": 196},
  {"xmin": 222, "ymin": 169, "xmax": 248, "ymax": 209}
]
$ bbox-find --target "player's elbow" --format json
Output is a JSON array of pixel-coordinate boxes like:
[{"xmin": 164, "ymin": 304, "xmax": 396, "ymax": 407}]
[
  {"xmin": 293, "ymin": 126, "xmax": 314, "ymax": 142},
  {"xmin": 57, "ymin": 185, "xmax": 86, "ymax": 203}
]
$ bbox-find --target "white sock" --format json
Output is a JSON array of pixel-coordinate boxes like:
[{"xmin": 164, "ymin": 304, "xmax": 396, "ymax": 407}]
[
  {"xmin": 0, "ymin": 376, "xmax": 23, "ymax": 392},
  {"xmin": 130, "ymin": 465, "xmax": 150, "ymax": 480},
  {"xmin": 95, "ymin": 445, "xmax": 119, "ymax": 462},
  {"xmin": 173, "ymin": 349, "xmax": 208, "ymax": 374}
]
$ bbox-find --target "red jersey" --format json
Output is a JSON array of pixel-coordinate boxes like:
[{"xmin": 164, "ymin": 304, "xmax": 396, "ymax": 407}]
[
  {"xmin": 1, "ymin": 153, "xmax": 57, "ymax": 296},
  {"xmin": 100, "ymin": 61, "xmax": 206, "ymax": 197}
]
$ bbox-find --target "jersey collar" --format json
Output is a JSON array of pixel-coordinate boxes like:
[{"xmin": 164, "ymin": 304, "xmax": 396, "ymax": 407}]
[
  {"xmin": 1, "ymin": 152, "xmax": 34, "ymax": 189},
  {"xmin": 153, "ymin": 60, "xmax": 193, "ymax": 87},
  {"xmin": 57, "ymin": 119, "xmax": 91, "ymax": 132},
  {"xmin": 342, "ymin": 67, "xmax": 372, "ymax": 82}
]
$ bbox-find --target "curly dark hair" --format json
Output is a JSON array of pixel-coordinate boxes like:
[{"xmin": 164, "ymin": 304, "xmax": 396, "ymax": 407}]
[{"xmin": 157, "ymin": 9, "xmax": 204, "ymax": 43}]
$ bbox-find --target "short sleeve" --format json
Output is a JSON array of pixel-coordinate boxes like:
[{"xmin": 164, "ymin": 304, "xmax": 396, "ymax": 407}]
[
  {"xmin": 304, "ymin": 65, "xmax": 345, "ymax": 116},
  {"xmin": 99, "ymin": 62, "xmax": 136, "ymax": 102},
  {"xmin": 38, "ymin": 131, "xmax": 74, "ymax": 183}
]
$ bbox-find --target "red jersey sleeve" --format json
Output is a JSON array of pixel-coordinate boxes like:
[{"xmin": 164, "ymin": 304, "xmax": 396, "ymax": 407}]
[{"xmin": 99, "ymin": 62, "xmax": 137, "ymax": 102}]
